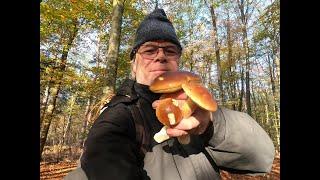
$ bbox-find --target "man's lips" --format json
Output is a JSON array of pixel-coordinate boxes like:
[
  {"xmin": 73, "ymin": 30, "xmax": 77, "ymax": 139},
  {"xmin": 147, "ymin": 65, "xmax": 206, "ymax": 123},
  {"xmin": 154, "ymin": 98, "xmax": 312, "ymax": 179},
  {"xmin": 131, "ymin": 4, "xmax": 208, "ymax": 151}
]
[
  {"xmin": 150, "ymin": 69, "xmax": 168, "ymax": 72},
  {"xmin": 150, "ymin": 70, "xmax": 168, "ymax": 77}
]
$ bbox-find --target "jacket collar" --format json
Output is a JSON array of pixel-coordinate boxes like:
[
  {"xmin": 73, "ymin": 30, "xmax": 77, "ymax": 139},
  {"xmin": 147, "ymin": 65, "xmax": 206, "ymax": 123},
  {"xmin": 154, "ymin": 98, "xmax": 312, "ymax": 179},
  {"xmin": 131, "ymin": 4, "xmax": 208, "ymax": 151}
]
[
  {"xmin": 134, "ymin": 82, "xmax": 161, "ymax": 104},
  {"xmin": 111, "ymin": 79, "xmax": 161, "ymax": 105}
]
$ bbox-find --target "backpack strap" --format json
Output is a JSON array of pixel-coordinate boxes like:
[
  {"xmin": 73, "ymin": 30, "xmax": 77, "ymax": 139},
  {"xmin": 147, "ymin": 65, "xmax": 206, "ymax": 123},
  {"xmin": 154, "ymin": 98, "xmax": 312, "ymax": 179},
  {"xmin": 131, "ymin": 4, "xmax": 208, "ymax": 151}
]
[
  {"xmin": 107, "ymin": 95, "xmax": 148, "ymax": 156},
  {"xmin": 127, "ymin": 101, "xmax": 149, "ymax": 156}
]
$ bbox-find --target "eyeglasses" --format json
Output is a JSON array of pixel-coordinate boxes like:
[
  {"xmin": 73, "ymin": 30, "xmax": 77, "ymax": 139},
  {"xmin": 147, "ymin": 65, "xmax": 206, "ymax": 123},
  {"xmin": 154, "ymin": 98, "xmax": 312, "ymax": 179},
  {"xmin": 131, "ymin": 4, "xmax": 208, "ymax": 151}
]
[{"xmin": 136, "ymin": 45, "xmax": 181, "ymax": 60}]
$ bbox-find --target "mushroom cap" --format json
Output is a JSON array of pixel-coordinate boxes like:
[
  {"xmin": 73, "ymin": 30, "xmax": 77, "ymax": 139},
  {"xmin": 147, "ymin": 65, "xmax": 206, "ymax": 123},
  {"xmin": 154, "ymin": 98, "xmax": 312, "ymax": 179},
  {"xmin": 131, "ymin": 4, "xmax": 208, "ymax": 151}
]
[
  {"xmin": 159, "ymin": 91, "xmax": 197, "ymax": 118},
  {"xmin": 155, "ymin": 98, "xmax": 183, "ymax": 126},
  {"xmin": 181, "ymin": 82, "xmax": 217, "ymax": 112},
  {"xmin": 150, "ymin": 71, "xmax": 201, "ymax": 93},
  {"xmin": 159, "ymin": 89, "xmax": 185, "ymax": 100}
]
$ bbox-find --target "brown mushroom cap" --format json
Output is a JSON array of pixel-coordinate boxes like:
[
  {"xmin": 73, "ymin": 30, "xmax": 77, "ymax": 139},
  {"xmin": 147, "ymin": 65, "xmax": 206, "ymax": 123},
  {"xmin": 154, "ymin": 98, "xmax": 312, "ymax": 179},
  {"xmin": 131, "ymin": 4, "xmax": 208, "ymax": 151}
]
[
  {"xmin": 159, "ymin": 91, "xmax": 197, "ymax": 118},
  {"xmin": 155, "ymin": 98, "xmax": 183, "ymax": 126},
  {"xmin": 150, "ymin": 71, "xmax": 201, "ymax": 93},
  {"xmin": 181, "ymin": 82, "xmax": 217, "ymax": 112},
  {"xmin": 159, "ymin": 89, "xmax": 185, "ymax": 100}
]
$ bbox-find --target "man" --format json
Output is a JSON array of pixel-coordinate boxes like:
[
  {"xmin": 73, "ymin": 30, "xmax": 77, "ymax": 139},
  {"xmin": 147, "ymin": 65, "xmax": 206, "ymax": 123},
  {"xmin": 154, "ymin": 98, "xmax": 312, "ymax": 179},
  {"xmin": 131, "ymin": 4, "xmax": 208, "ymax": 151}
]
[{"xmin": 65, "ymin": 8, "xmax": 275, "ymax": 180}]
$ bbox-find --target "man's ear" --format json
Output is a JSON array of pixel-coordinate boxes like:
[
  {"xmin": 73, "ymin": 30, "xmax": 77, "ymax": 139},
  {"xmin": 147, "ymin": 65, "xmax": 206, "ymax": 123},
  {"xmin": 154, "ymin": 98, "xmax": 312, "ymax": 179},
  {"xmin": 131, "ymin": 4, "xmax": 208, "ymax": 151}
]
[{"xmin": 132, "ymin": 59, "xmax": 137, "ymax": 74}]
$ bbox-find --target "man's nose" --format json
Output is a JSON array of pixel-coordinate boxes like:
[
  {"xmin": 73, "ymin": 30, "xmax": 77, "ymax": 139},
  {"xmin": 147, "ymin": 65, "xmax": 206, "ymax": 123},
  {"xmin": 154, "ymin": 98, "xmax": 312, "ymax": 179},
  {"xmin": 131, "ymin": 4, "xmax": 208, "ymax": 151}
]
[{"xmin": 154, "ymin": 48, "xmax": 167, "ymax": 62}]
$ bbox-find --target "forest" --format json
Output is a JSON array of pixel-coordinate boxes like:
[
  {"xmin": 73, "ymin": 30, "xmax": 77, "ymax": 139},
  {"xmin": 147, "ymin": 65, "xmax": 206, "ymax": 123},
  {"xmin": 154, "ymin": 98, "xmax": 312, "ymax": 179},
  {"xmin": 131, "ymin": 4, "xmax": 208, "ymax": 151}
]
[{"xmin": 40, "ymin": 0, "xmax": 280, "ymax": 179}]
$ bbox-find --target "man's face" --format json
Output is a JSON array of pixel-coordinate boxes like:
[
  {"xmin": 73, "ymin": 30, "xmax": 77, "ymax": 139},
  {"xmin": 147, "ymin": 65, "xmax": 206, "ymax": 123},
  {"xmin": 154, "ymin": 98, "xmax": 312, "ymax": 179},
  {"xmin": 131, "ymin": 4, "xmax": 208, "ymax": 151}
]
[{"xmin": 132, "ymin": 40, "xmax": 181, "ymax": 86}]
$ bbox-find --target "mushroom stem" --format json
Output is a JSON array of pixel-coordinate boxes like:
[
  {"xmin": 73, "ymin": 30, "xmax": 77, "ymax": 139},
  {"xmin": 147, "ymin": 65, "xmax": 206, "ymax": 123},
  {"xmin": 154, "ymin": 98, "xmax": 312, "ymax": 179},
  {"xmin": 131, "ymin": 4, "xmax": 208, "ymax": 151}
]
[
  {"xmin": 180, "ymin": 97, "xmax": 197, "ymax": 118},
  {"xmin": 167, "ymin": 113, "xmax": 176, "ymax": 125},
  {"xmin": 154, "ymin": 126, "xmax": 170, "ymax": 143}
]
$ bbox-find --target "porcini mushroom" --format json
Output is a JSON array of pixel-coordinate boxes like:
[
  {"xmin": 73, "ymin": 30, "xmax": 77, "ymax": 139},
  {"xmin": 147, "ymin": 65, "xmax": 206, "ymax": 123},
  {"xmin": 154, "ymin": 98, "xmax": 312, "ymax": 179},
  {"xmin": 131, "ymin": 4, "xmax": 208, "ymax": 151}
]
[
  {"xmin": 150, "ymin": 71, "xmax": 217, "ymax": 144},
  {"xmin": 155, "ymin": 98, "xmax": 183, "ymax": 126},
  {"xmin": 149, "ymin": 71, "xmax": 201, "ymax": 93}
]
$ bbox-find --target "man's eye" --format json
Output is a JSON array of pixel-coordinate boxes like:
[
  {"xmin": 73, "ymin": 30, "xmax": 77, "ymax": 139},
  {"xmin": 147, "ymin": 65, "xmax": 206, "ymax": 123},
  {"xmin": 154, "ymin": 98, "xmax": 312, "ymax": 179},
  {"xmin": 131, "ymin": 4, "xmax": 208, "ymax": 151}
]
[
  {"xmin": 143, "ymin": 49, "xmax": 157, "ymax": 54},
  {"xmin": 165, "ymin": 49, "xmax": 178, "ymax": 54},
  {"xmin": 166, "ymin": 50, "xmax": 177, "ymax": 53}
]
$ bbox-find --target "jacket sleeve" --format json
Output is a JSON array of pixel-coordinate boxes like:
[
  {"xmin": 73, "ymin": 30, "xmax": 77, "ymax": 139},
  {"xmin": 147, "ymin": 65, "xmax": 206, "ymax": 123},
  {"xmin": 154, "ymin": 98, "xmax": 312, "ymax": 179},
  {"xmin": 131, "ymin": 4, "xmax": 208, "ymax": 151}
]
[
  {"xmin": 80, "ymin": 103, "xmax": 144, "ymax": 180},
  {"xmin": 204, "ymin": 107, "xmax": 275, "ymax": 174}
]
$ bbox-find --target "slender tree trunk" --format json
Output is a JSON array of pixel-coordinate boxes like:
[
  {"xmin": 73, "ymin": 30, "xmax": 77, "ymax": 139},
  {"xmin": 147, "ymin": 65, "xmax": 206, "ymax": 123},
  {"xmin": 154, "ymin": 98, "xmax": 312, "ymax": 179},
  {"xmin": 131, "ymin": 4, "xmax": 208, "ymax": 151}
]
[
  {"xmin": 251, "ymin": 82, "xmax": 258, "ymax": 121},
  {"xmin": 54, "ymin": 113, "xmax": 71, "ymax": 162},
  {"xmin": 40, "ymin": 19, "xmax": 78, "ymax": 160},
  {"xmin": 263, "ymin": 90, "xmax": 274, "ymax": 137},
  {"xmin": 57, "ymin": 113, "xmax": 72, "ymax": 161},
  {"xmin": 104, "ymin": 0, "xmax": 124, "ymax": 94},
  {"xmin": 237, "ymin": 0, "xmax": 252, "ymax": 116},
  {"xmin": 238, "ymin": 66, "xmax": 245, "ymax": 111},
  {"xmin": 265, "ymin": 104, "xmax": 269, "ymax": 126},
  {"xmin": 225, "ymin": 15, "xmax": 236, "ymax": 110},
  {"xmin": 209, "ymin": 5, "xmax": 224, "ymax": 105},
  {"xmin": 271, "ymin": 47, "xmax": 280, "ymax": 121},
  {"xmin": 256, "ymin": 92, "xmax": 264, "ymax": 124},
  {"xmin": 62, "ymin": 94, "xmax": 77, "ymax": 146},
  {"xmin": 272, "ymin": 102, "xmax": 280, "ymax": 151},
  {"xmin": 40, "ymin": 85, "xmax": 50, "ymax": 127},
  {"xmin": 40, "ymin": 83, "xmax": 62, "ymax": 160},
  {"xmin": 267, "ymin": 53, "xmax": 279, "ymax": 118},
  {"xmin": 274, "ymin": 52, "xmax": 280, "ymax": 79},
  {"xmin": 79, "ymin": 97, "xmax": 92, "ymax": 148},
  {"xmin": 244, "ymin": 33, "xmax": 252, "ymax": 116},
  {"xmin": 267, "ymin": 51, "xmax": 280, "ymax": 149},
  {"xmin": 40, "ymin": 51, "xmax": 61, "ymax": 127},
  {"xmin": 274, "ymin": 51, "xmax": 280, "ymax": 151},
  {"xmin": 231, "ymin": 75, "xmax": 237, "ymax": 110},
  {"xmin": 267, "ymin": 54, "xmax": 276, "ymax": 101}
]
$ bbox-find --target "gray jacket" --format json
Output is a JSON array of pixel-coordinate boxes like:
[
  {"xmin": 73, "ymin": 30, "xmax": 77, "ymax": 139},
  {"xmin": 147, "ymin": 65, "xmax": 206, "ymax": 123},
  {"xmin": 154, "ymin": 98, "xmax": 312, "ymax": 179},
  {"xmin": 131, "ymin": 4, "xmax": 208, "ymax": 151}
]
[{"xmin": 64, "ymin": 80, "xmax": 275, "ymax": 180}]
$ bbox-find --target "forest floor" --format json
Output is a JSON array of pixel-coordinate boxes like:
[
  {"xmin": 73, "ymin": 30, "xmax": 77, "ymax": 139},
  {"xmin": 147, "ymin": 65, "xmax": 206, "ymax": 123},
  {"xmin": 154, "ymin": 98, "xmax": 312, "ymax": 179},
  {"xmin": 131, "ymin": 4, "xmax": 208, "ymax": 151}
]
[{"xmin": 40, "ymin": 154, "xmax": 279, "ymax": 180}]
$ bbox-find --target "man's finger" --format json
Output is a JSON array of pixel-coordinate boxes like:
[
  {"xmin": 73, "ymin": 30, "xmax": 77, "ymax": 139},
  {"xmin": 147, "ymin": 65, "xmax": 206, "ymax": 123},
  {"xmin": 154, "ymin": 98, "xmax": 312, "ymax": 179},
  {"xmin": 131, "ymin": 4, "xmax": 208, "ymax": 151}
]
[
  {"xmin": 172, "ymin": 116, "xmax": 200, "ymax": 131},
  {"xmin": 152, "ymin": 100, "xmax": 160, "ymax": 109},
  {"xmin": 166, "ymin": 128, "xmax": 188, "ymax": 137}
]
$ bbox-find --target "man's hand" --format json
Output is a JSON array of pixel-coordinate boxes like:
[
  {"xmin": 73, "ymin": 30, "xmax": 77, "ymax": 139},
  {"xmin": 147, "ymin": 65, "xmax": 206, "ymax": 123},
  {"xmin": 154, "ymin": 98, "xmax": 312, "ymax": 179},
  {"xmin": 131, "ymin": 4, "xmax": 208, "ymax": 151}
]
[
  {"xmin": 167, "ymin": 108, "xmax": 211, "ymax": 137},
  {"xmin": 152, "ymin": 90, "xmax": 212, "ymax": 138}
]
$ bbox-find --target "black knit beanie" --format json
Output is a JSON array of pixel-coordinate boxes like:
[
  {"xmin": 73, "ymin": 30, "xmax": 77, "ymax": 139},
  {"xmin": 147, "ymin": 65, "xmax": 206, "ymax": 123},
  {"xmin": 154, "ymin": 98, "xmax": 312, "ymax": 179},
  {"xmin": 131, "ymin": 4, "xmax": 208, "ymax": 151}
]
[{"xmin": 130, "ymin": 9, "xmax": 182, "ymax": 60}]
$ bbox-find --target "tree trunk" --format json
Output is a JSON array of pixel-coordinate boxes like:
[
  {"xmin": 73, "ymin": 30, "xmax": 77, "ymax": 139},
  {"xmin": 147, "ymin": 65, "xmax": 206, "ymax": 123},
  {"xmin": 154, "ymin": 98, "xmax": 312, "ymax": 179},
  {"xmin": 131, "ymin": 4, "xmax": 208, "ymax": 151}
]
[
  {"xmin": 267, "ymin": 50, "xmax": 280, "ymax": 150},
  {"xmin": 40, "ymin": 83, "xmax": 62, "ymax": 160},
  {"xmin": 244, "ymin": 37, "xmax": 252, "ymax": 116},
  {"xmin": 79, "ymin": 97, "xmax": 92, "ymax": 148},
  {"xmin": 189, "ymin": 49, "xmax": 194, "ymax": 72},
  {"xmin": 250, "ymin": 82, "xmax": 258, "ymax": 121},
  {"xmin": 271, "ymin": 47, "xmax": 280, "ymax": 121},
  {"xmin": 40, "ymin": 19, "xmax": 78, "ymax": 160},
  {"xmin": 40, "ymin": 85, "xmax": 50, "ymax": 127},
  {"xmin": 57, "ymin": 113, "xmax": 72, "ymax": 161},
  {"xmin": 238, "ymin": 66, "xmax": 245, "ymax": 112},
  {"xmin": 237, "ymin": 0, "xmax": 252, "ymax": 116},
  {"xmin": 274, "ymin": 53, "xmax": 280, "ymax": 151},
  {"xmin": 40, "ymin": 51, "xmax": 61, "ymax": 127},
  {"xmin": 104, "ymin": 0, "xmax": 124, "ymax": 94},
  {"xmin": 209, "ymin": 5, "xmax": 224, "ymax": 105},
  {"xmin": 267, "ymin": 54, "xmax": 279, "ymax": 117},
  {"xmin": 272, "ymin": 101, "xmax": 280, "ymax": 151},
  {"xmin": 263, "ymin": 90, "xmax": 273, "ymax": 137},
  {"xmin": 256, "ymin": 91, "xmax": 264, "ymax": 124},
  {"xmin": 265, "ymin": 104, "xmax": 269, "ymax": 126},
  {"xmin": 225, "ymin": 15, "xmax": 236, "ymax": 110},
  {"xmin": 62, "ymin": 94, "xmax": 77, "ymax": 146}
]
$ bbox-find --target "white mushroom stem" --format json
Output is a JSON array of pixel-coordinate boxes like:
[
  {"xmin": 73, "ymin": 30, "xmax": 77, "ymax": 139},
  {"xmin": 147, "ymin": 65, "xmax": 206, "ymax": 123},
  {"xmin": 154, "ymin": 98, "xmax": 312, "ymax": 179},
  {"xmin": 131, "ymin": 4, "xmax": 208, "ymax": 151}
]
[
  {"xmin": 154, "ymin": 126, "xmax": 170, "ymax": 143},
  {"xmin": 171, "ymin": 99, "xmax": 179, "ymax": 107},
  {"xmin": 167, "ymin": 113, "xmax": 176, "ymax": 125}
]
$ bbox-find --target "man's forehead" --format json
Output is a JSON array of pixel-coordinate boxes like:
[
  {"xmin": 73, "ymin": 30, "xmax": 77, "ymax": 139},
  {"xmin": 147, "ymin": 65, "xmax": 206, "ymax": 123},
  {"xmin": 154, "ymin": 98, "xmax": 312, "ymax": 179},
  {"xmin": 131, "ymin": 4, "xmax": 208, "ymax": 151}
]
[{"xmin": 142, "ymin": 40, "xmax": 177, "ymax": 46}]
